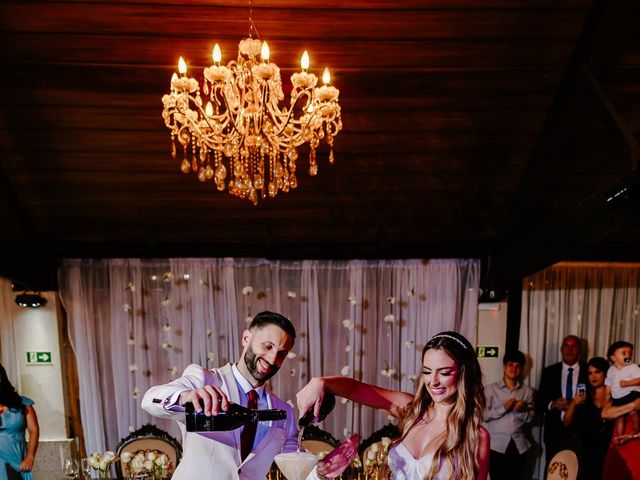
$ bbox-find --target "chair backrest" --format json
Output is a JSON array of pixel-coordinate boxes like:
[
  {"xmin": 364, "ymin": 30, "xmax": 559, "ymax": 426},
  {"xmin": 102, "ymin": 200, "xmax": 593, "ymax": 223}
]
[
  {"xmin": 546, "ymin": 449, "xmax": 578, "ymax": 480},
  {"xmin": 300, "ymin": 424, "xmax": 340, "ymax": 456},
  {"xmin": 114, "ymin": 424, "xmax": 182, "ymax": 479}
]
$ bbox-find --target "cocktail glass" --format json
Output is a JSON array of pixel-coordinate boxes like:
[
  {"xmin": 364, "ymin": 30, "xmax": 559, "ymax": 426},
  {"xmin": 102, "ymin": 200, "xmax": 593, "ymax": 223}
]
[{"xmin": 274, "ymin": 451, "xmax": 318, "ymax": 480}]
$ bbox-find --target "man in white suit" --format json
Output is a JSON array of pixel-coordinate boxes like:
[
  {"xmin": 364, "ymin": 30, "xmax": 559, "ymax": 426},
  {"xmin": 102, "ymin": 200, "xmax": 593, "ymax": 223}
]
[{"xmin": 142, "ymin": 311, "xmax": 355, "ymax": 480}]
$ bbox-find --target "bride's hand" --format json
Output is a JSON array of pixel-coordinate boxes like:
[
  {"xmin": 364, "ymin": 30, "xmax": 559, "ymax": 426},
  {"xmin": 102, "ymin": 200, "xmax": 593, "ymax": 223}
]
[
  {"xmin": 296, "ymin": 377, "xmax": 326, "ymax": 423},
  {"xmin": 317, "ymin": 434, "xmax": 360, "ymax": 479}
]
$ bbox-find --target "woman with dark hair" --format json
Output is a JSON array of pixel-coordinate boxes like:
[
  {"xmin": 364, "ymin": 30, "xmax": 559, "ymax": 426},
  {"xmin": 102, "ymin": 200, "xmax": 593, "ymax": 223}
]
[
  {"xmin": 0, "ymin": 363, "xmax": 39, "ymax": 480},
  {"xmin": 563, "ymin": 357, "xmax": 613, "ymax": 480},
  {"xmin": 297, "ymin": 331, "xmax": 490, "ymax": 480}
]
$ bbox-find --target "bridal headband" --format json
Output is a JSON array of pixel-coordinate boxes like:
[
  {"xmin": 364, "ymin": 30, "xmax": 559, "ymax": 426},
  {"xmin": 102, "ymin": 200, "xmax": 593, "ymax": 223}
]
[{"xmin": 431, "ymin": 333, "xmax": 468, "ymax": 350}]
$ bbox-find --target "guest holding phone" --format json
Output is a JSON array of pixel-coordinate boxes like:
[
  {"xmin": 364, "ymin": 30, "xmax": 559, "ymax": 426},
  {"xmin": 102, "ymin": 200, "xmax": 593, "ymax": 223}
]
[{"xmin": 563, "ymin": 357, "xmax": 613, "ymax": 480}]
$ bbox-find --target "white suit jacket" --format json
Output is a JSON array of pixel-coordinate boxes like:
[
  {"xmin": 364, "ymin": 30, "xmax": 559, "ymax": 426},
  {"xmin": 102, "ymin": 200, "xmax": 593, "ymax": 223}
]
[{"xmin": 141, "ymin": 363, "xmax": 299, "ymax": 480}]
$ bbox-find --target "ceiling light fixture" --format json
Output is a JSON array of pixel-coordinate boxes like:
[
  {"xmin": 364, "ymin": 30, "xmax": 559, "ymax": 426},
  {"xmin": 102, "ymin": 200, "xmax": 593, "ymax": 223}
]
[
  {"xmin": 161, "ymin": 4, "xmax": 342, "ymax": 205},
  {"xmin": 15, "ymin": 292, "xmax": 47, "ymax": 308}
]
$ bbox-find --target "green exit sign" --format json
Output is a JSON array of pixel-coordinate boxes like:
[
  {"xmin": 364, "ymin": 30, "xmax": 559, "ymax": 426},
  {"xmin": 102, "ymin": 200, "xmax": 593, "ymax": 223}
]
[
  {"xmin": 26, "ymin": 351, "xmax": 53, "ymax": 365},
  {"xmin": 477, "ymin": 346, "xmax": 499, "ymax": 358}
]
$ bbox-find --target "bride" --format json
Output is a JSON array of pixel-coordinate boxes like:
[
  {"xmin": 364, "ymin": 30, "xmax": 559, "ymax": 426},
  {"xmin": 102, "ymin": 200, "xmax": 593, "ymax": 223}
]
[{"xmin": 297, "ymin": 331, "xmax": 490, "ymax": 480}]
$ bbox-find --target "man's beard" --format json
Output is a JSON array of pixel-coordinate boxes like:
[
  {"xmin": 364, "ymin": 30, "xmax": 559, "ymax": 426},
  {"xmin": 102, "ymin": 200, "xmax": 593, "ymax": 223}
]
[{"xmin": 244, "ymin": 345, "xmax": 278, "ymax": 383}]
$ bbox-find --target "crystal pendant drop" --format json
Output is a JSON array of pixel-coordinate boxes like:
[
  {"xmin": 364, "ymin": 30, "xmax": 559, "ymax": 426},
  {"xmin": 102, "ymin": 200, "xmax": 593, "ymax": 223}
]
[
  {"xmin": 268, "ymin": 182, "xmax": 277, "ymax": 198},
  {"xmin": 205, "ymin": 165, "xmax": 214, "ymax": 180},
  {"xmin": 329, "ymin": 149, "xmax": 335, "ymax": 164},
  {"xmin": 197, "ymin": 168, "xmax": 207, "ymax": 182},
  {"xmin": 181, "ymin": 158, "xmax": 191, "ymax": 174},
  {"xmin": 309, "ymin": 163, "xmax": 318, "ymax": 176},
  {"xmin": 289, "ymin": 173, "xmax": 298, "ymax": 189}
]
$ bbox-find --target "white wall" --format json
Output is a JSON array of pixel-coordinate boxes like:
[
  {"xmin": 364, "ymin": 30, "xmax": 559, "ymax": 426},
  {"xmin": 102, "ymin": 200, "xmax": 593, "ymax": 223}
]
[
  {"xmin": 13, "ymin": 291, "xmax": 67, "ymax": 440},
  {"xmin": 477, "ymin": 301, "xmax": 508, "ymax": 386}
]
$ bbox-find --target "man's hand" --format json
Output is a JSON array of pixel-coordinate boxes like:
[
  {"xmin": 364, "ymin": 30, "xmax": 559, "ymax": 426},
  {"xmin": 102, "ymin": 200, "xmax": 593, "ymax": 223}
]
[
  {"xmin": 504, "ymin": 398, "xmax": 516, "ymax": 412},
  {"xmin": 317, "ymin": 434, "xmax": 360, "ymax": 479},
  {"xmin": 551, "ymin": 398, "xmax": 569, "ymax": 411},
  {"xmin": 514, "ymin": 400, "xmax": 529, "ymax": 412},
  {"xmin": 179, "ymin": 385, "xmax": 229, "ymax": 416}
]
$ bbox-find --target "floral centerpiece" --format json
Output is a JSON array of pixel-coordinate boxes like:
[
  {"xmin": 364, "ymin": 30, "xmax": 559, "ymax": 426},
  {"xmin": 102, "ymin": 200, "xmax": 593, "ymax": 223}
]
[
  {"xmin": 121, "ymin": 449, "xmax": 174, "ymax": 480},
  {"xmin": 88, "ymin": 451, "xmax": 118, "ymax": 479}
]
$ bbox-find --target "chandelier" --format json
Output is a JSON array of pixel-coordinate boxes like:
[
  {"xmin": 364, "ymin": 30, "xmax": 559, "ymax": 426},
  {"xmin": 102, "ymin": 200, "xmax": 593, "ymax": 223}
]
[{"xmin": 162, "ymin": 34, "xmax": 342, "ymax": 205}]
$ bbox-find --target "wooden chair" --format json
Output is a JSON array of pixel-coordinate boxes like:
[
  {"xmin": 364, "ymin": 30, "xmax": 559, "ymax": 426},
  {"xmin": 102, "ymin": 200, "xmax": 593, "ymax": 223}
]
[
  {"xmin": 114, "ymin": 424, "xmax": 182, "ymax": 479},
  {"xmin": 546, "ymin": 449, "xmax": 578, "ymax": 480},
  {"xmin": 301, "ymin": 424, "xmax": 341, "ymax": 456}
]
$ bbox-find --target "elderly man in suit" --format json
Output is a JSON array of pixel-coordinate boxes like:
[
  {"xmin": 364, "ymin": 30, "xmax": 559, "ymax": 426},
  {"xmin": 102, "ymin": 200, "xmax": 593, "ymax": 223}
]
[
  {"xmin": 142, "ymin": 311, "xmax": 354, "ymax": 480},
  {"xmin": 536, "ymin": 334, "xmax": 588, "ymax": 465}
]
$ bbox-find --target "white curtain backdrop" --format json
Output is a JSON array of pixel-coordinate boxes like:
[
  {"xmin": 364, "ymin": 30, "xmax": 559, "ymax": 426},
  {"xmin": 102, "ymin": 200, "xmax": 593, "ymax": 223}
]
[
  {"xmin": 519, "ymin": 262, "xmax": 640, "ymax": 479},
  {"xmin": 0, "ymin": 276, "xmax": 20, "ymax": 388},
  {"xmin": 58, "ymin": 258, "xmax": 479, "ymax": 454}
]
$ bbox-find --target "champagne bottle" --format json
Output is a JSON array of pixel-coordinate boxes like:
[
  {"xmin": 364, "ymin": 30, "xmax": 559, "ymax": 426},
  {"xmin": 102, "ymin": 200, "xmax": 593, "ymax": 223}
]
[
  {"xmin": 185, "ymin": 402, "xmax": 287, "ymax": 432},
  {"xmin": 298, "ymin": 391, "xmax": 336, "ymax": 428}
]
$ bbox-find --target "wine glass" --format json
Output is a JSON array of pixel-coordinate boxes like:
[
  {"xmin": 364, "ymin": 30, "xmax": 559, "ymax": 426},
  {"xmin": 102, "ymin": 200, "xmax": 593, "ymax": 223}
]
[
  {"xmin": 80, "ymin": 458, "xmax": 91, "ymax": 479},
  {"xmin": 63, "ymin": 458, "xmax": 79, "ymax": 479}
]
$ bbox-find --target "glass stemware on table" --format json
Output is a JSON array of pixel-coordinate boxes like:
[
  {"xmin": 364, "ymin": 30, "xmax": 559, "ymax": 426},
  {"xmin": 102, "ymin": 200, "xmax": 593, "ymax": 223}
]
[{"xmin": 63, "ymin": 458, "xmax": 79, "ymax": 479}]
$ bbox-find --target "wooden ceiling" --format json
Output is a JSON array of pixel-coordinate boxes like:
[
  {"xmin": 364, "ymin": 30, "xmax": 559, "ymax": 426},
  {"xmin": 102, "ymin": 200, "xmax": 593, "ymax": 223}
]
[{"xmin": 1, "ymin": 0, "xmax": 640, "ymax": 290}]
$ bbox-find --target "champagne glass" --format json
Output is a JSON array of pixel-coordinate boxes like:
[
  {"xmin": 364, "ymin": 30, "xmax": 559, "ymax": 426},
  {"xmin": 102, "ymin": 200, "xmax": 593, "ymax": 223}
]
[
  {"xmin": 274, "ymin": 451, "xmax": 318, "ymax": 480},
  {"xmin": 80, "ymin": 458, "xmax": 91, "ymax": 479},
  {"xmin": 63, "ymin": 458, "xmax": 79, "ymax": 479}
]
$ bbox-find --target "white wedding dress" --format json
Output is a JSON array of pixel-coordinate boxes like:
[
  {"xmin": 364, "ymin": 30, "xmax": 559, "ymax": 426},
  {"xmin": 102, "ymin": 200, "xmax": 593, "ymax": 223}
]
[{"xmin": 387, "ymin": 442, "xmax": 446, "ymax": 480}]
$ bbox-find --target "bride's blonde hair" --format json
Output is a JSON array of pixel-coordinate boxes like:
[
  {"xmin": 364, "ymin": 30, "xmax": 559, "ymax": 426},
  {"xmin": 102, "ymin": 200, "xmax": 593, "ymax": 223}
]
[{"xmin": 397, "ymin": 331, "xmax": 485, "ymax": 480}]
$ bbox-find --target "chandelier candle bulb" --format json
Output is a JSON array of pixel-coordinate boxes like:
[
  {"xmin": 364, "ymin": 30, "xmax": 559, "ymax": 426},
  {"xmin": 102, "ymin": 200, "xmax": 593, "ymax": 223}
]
[
  {"xmin": 178, "ymin": 56, "xmax": 187, "ymax": 75},
  {"xmin": 212, "ymin": 44, "xmax": 222, "ymax": 65},
  {"xmin": 301, "ymin": 51, "xmax": 310, "ymax": 71},
  {"xmin": 261, "ymin": 41, "xmax": 270, "ymax": 62},
  {"xmin": 323, "ymin": 68, "xmax": 331, "ymax": 85}
]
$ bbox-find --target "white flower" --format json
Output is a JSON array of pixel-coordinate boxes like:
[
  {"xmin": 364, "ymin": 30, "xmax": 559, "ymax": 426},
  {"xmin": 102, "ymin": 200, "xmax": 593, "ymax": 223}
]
[
  {"xmin": 287, "ymin": 290, "xmax": 297, "ymax": 299},
  {"xmin": 146, "ymin": 451, "xmax": 157, "ymax": 461},
  {"xmin": 155, "ymin": 454, "xmax": 169, "ymax": 466},
  {"xmin": 127, "ymin": 336, "xmax": 135, "ymax": 345},
  {"xmin": 162, "ymin": 322, "xmax": 172, "ymax": 332},
  {"xmin": 387, "ymin": 296, "xmax": 396, "ymax": 304},
  {"xmin": 206, "ymin": 328, "xmax": 212, "ymax": 337},
  {"xmin": 242, "ymin": 286, "xmax": 253, "ymax": 295},
  {"xmin": 290, "ymin": 368, "xmax": 296, "ymax": 377},
  {"xmin": 343, "ymin": 428, "xmax": 351, "ymax": 438},
  {"xmin": 345, "ymin": 344, "xmax": 352, "ymax": 352},
  {"xmin": 342, "ymin": 319, "xmax": 354, "ymax": 330},
  {"xmin": 128, "ymin": 425, "xmax": 135, "ymax": 433},
  {"xmin": 384, "ymin": 314, "xmax": 395, "ymax": 323},
  {"xmin": 132, "ymin": 387, "xmax": 140, "ymax": 399},
  {"xmin": 162, "ymin": 272, "xmax": 173, "ymax": 282},
  {"xmin": 207, "ymin": 352, "xmax": 215, "ymax": 362},
  {"xmin": 340, "ymin": 365, "xmax": 350, "ymax": 375},
  {"xmin": 199, "ymin": 279, "xmax": 208, "ymax": 286},
  {"xmin": 386, "ymin": 414, "xmax": 395, "ymax": 422},
  {"xmin": 408, "ymin": 374, "xmax": 417, "ymax": 382},
  {"xmin": 381, "ymin": 367, "xmax": 396, "ymax": 377},
  {"xmin": 340, "ymin": 397, "xmax": 349, "ymax": 405},
  {"xmin": 98, "ymin": 459, "xmax": 108, "ymax": 470},
  {"xmin": 161, "ymin": 296, "xmax": 171, "ymax": 306},
  {"xmin": 348, "ymin": 294, "xmax": 357, "ymax": 305},
  {"xmin": 131, "ymin": 454, "xmax": 144, "ymax": 471},
  {"xmin": 407, "ymin": 288, "xmax": 415, "ymax": 297},
  {"xmin": 123, "ymin": 303, "xmax": 132, "ymax": 313},
  {"xmin": 126, "ymin": 282, "xmax": 135, "ymax": 292},
  {"xmin": 245, "ymin": 315, "xmax": 254, "ymax": 323},
  {"xmin": 287, "ymin": 351, "xmax": 297, "ymax": 359},
  {"xmin": 381, "ymin": 437, "xmax": 391, "ymax": 448},
  {"xmin": 128, "ymin": 364, "xmax": 138, "ymax": 372},
  {"xmin": 121, "ymin": 451, "xmax": 132, "ymax": 464},
  {"xmin": 169, "ymin": 366, "xmax": 179, "ymax": 376},
  {"xmin": 162, "ymin": 342, "xmax": 172, "ymax": 350},
  {"xmin": 143, "ymin": 459, "xmax": 153, "ymax": 471},
  {"xmin": 103, "ymin": 451, "xmax": 116, "ymax": 462},
  {"xmin": 371, "ymin": 443, "xmax": 379, "ymax": 453},
  {"xmin": 88, "ymin": 457, "xmax": 98, "ymax": 468},
  {"xmin": 405, "ymin": 340, "xmax": 414, "ymax": 348}
]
